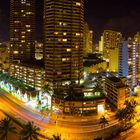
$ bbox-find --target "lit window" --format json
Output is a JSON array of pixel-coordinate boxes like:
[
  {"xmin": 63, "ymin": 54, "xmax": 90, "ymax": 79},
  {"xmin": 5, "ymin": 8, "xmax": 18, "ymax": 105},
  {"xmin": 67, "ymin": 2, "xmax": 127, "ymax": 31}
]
[
  {"xmin": 76, "ymin": 2, "xmax": 81, "ymax": 6},
  {"xmin": 63, "ymin": 39, "xmax": 67, "ymax": 42},
  {"xmin": 59, "ymin": 22, "xmax": 62, "ymax": 25},
  {"xmin": 21, "ymin": 32, "xmax": 26, "ymax": 34},
  {"xmin": 27, "ymin": 29, "xmax": 31, "ymax": 32},
  {"xmin": 21, "ymin": 40, "xmax": 25, "ymax": 43},
  {"xmin": 75, "ymin": 45, "xmax": 79, "ymax": 49},
  {"xmin": 21, "ymin": 36, "xmax": 25, "ymax": 38},
  {"xmin": 26, "ymin": 12, "xmax": 32, "ymax": 15},
  {"xmin": 63, "ymin": 23, "xmax": 67, "ymax": 26},
  {"xmin": 14, "ymin": 29, "xmax": 18, "ymax": 32},
  {"xmin": 66, "ymin": 49, "xmax": 71, "ymax": 52},
  {"xmin": 26, "ymin": 25, "xmax": 31, "ymax": 28},
  {"xmin": 76, "ymin": 33, "xmax": 80, "ymax": 36},
  {"xmin": 62, "ymin": 58, "xmax": 66, "ymax": 61},
  {"xmin": 54, "ymin": 32, "xmax": 58, "ymax": 35},
  {"xmin": 63, "ymin": 32, "xmax": 67, "ymax": 35},
  {"xmin": 14, "ymin": 21, "xmax": 20, "ymax": 23},
  {"xmin": 13, "ymin": 51, "xmax": 19, "ymax": 54}
]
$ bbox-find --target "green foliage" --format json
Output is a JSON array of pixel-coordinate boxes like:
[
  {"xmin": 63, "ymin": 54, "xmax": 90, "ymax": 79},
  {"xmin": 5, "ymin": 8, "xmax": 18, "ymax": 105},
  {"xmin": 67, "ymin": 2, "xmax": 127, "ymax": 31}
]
[
  {"xmin": 0, "ymin": 117, "xmax": 17, "ymax": 140},
  {"xmin": 20, "ymin": 121, "xmax": 40, "ymax": 140},
  {"xmin": 115, "ymin": 99, "xmax": 137, "ymax": 128}
]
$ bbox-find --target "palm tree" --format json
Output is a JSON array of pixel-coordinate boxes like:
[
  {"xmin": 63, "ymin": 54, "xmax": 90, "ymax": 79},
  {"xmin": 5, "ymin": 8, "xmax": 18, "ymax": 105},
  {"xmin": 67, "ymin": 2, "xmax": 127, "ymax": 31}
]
[
  {"xmin": 20, "ymin": 121, "xmax": 40, "ymax": 140},
  {"xmin": 0, "ymin": 117, "xmax": 16, "ymax": 140},
  {"xmin": 99, "ymin": 116, "xmax": 109, "ymax": 128},
  {"xmin": 50, "ymin": 134, "xmax": 61, "ymax": 140},
  {"xmin": 125, "ymin": 99, "xmax": 137, "ymax": 121},
  {"xmin": 116, "ymin": 99, "xmax": 137, "ymax": 128}
]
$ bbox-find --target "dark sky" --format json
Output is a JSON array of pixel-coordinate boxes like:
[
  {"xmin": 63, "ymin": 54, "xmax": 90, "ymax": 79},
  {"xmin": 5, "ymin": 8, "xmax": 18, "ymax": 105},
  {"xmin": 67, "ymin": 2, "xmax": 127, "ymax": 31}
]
[{"xmin": 0, "ymin": 0, "xmax": 140, "ymax": 43}]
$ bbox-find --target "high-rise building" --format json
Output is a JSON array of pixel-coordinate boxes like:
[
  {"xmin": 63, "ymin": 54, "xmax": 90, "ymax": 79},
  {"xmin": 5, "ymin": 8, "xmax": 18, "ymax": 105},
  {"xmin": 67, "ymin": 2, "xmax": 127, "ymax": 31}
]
[
  {"xmin": 118, "ymin": 39, "xmax": 138, "ymax": 89},
  {"xmin": 35, "ymin": 41, "xmax": 43, "ymax": 60},
  {"xmin": 102, "ymin": 30, "xmax": 122, "ymax": 53},
  {"xmin": 83, "ymin": 22, "xmax": 93, "ymax": 55},
  {"xmin": 44, "ymin": 0, "xmax": 84, "ymax": 86},
  {"xmin": 108, "ymin": 47, "xmax": 118, "ymax": 72},
  {"xmin": 101, "ymin": 30, "xmax": 122, "ymax": 72},
  {"xmin": 10, "ymin": 0, "xmax": 35, "ymax": 63},
  {"xmin": 99, "ymin": 36, "xmax": 104, "ymax": 53},
  {"xmin": 134, "ymin": 32, "xmax": 140, "ymax": 83}
]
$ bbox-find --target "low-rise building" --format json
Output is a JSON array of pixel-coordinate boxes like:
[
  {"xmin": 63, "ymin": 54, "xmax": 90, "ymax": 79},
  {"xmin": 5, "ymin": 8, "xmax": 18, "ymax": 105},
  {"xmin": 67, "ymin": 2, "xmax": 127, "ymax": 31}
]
[
  {"xmin": 52, "ymin": 86, "xmax": 105, "ymax": 115},
  {"xmin": 84, "ymin": 53, "xmax": 107, "ymax": 74},
  {"xmin": 104, "ymin": 77, "xmax": 128, "ymax": 108},
  {"xmin": 10, "ymin": 62, "xmax": 45, "ymax": 90}
]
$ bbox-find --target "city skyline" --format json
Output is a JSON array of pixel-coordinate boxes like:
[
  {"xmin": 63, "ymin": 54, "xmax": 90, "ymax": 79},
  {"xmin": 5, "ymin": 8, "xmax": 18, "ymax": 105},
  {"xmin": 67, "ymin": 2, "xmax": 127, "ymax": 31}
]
[{"xmin": 1, "ymin": 0, "xmax": 140, "ymax": 42}]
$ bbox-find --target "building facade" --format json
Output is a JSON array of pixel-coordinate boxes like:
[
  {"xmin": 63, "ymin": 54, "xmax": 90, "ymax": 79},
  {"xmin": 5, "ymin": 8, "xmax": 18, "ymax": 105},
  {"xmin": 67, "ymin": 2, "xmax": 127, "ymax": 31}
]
[
  {"xmin": 83, "ymin": 22, "xmax": 93, "ymax": 56},
  {"xmin": 101, "ymin": 30, "xmax": 122, "ymax": 72},
  {"xmin": 104, "ymin": 77, "xmax": 128, "ymax": 108},
  {"xmin": 10, "ymin": 63, "xmax": 45, "ymax": 90},
  {"xmin": 10, "ymin": 0, "xmax": 35, "ymax": 63},
  {"xmin": 134, "ymin": 32, "xmax": 140, "ymax": 84},
  {"xmin": 118, "ymin": 39, "xmax": 138, "ymax": 89},
  {"xmin": 44, "ymin": 0, "xmax": 84, "ymax": 86},
  {"xmin": 35, "ymin": 41, "xmax": 43, "ymax": 60},
  {"xmin": 102, "ymin": 30, "xmax": 122, "ymax": 53}
]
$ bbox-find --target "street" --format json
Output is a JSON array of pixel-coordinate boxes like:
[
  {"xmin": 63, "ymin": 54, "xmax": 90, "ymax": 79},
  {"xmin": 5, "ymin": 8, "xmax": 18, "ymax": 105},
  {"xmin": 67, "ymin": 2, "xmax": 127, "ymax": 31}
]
[{"xmin": 0, "ymin": 89, "xmax": 118, "ymax": 140}]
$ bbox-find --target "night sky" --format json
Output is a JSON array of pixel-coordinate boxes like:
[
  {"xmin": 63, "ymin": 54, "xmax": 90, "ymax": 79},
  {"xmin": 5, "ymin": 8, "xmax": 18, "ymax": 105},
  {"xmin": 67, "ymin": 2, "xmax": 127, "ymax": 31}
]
[{"xmin": 0, "ymin": 0, "xmax": 140, "ymax": 43}]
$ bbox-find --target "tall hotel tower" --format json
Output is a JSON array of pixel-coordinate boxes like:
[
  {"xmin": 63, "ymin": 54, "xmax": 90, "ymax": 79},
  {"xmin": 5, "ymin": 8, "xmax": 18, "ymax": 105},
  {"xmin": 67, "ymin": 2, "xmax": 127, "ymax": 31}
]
[
  {"xmin": 44, "ymin": 0, "xmax": 84, "ymax": 86},
  {"xmin": 10, "ymin": 0, "xmax": 35, "ymax": 63},
  {"xmin": 118, "ymin": 39, "xmax": 138, "ymax": 89}
]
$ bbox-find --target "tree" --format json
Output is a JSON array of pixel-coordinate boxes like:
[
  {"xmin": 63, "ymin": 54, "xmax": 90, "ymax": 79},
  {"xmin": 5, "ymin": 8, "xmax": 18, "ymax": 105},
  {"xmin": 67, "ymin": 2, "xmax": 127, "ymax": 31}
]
[
  {"xmin": 116, "ymin": 99, "xmax": 137, "ymax": 128},
  {"xmin": 0, "ymin": 117, "xmax": 16, "ymax": 140},
  {"xmin": 124, "ymin": 99, "xmax": 137, "ymax": 121},
  {"xmin": 50, "ymin": 134, "xmax": 61, "ymax": 140},
  {"xmin": 116, "ymin": 108, "xmax": 128, "ymax": 127},
  {"xmin": 99, "ymin": 116, "xmax": 109, "ymax": 128},
  {"xmin": 20, "ymin": 121, "xmax": 40, "ymax": 140}
]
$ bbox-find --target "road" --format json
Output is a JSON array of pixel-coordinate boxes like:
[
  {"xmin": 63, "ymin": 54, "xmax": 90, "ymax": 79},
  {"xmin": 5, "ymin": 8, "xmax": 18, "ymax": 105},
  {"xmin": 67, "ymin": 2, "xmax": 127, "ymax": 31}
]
[
  {"xmin": 0, "ymin": 88, "xmax": 118, "ymax": 140},
  {"xmin": 113, "ymin": 123, "xmax": 140, "ymax": 140}
]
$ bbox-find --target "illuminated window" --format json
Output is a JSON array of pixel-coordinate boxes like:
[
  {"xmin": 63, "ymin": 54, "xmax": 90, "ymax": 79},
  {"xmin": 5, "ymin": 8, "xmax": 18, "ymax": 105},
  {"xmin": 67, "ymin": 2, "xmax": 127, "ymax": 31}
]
[
  {"xmin": 26, "ymin": 25, "xmax": 31, "ymax": 28},
  {"xmin": 54, "ymin": 32, "xmax": 58, "ymax": 35},
  {"xmin": 13, "ymin": 51, "xmax": 19, "ymax": 54},
  {"xmin": 27, "ymin": 29, "xmax": 31, "ymax": 32},
  {"xmin": 63, "ymin": 32, "xmax": 67, "ymax": 35},
  {"xmin": 63, "ymin": 23, "xmax": 67, "ymax": 26},
  {"xmin": 62, "ymin": 58, "xmax": 66, "ymax": 61},
  {"xmin": 21, "ymin": 40, "xmax": 25, "ymax": 43},
  {"xmin": 63, "ymin": 39, "xmax": 67, "ymax": 42},
  {"xmin": 59, "ymin": 22, "xmax": 62, "ymax": 25},
  {"xmin": 76, "ymin": 2, "xmax": 81, "ymax": 6},
  {"xmin": 21, "ymin": 32, "xmax": 26, "ymax": 34},
  {"xmin": 76, "ymin": 33, "xmax": 80, "ymax": 36},
  {"xmin": 14, "ymin": 29, "xmax": 18, "ymax": 32},
  {"xmin": 75, "ymin": 45, "xmax": 79, "ymax": 49},
  {"xmin": 66, "ymin": 49, "xmax": 71, "ymax": 52},
  {"xmin": 21, "ymin": 36, "xmax": 25, "ymax": 38},
  {"xmin": 26, "ymin": 12, "xmax": 32, "ymax": 15},
  {"xmin": 14, "ymin": 21, "xmax": 20, "ymax": 23}
]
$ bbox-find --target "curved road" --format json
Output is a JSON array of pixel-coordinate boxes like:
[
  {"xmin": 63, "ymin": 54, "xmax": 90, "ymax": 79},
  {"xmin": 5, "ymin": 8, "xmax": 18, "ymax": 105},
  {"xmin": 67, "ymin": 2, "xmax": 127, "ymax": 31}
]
[{"xmin": 0, "ymin": 89, "xmax": 118, "ymax": 140}]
